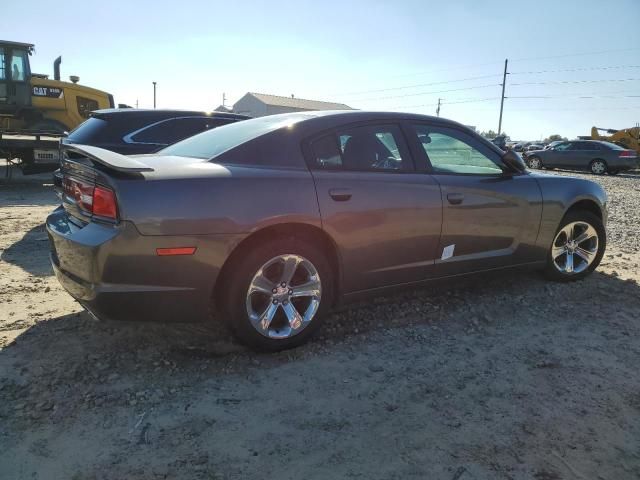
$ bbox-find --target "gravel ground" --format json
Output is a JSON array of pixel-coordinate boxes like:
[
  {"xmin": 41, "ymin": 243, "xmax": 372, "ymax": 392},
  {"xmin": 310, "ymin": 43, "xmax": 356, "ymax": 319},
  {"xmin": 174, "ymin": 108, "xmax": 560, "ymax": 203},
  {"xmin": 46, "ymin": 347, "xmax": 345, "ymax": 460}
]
[{"xmin": 1, "ymin": 169, "xmax": 639, "ymax": 479}]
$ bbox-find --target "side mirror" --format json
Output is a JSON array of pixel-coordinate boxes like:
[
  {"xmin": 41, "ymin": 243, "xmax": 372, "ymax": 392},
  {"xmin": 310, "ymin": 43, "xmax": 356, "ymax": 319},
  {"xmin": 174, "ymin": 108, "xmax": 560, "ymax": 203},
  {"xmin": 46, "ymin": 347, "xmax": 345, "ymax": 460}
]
[{"xmin": 501, "ymin": 149, "xmax": 527, "ymax": 173}]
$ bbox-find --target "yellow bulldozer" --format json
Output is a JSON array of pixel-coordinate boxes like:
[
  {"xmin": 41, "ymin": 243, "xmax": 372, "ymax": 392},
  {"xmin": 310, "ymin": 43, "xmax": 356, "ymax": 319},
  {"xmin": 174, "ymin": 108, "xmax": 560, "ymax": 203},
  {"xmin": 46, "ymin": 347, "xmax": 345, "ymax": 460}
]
[
  {"xmin": 1, "ymin": 40, "xmax": 113, "ymax": 173},
  {"xmin": 590, "ymin": 125, "xmax": 640, "ymax": 155}
]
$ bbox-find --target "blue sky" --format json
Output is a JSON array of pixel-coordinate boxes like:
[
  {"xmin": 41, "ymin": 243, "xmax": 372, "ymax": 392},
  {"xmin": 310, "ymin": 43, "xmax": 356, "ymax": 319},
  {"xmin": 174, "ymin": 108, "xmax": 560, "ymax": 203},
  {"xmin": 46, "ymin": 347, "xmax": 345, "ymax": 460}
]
[{"xmin": 3, "ymin": 0, "xmax": 639, "ymax": 140}]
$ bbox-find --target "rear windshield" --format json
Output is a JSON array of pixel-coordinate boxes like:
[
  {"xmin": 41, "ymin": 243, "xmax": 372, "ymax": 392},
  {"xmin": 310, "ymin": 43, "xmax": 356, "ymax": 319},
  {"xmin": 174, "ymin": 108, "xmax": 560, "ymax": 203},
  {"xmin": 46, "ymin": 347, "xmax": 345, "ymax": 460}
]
[{"xmin": 159, "ymin": 113, "xmax": 313, "ymax": 159}]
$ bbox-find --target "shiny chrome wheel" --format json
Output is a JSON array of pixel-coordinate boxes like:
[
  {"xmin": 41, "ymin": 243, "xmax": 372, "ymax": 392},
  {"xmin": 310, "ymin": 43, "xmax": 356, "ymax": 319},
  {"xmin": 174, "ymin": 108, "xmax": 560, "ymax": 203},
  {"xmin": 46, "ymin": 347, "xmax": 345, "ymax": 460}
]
[
  {"xmin": 590, "ymin": 160, "xmax": 607, "ymax": 175},
  {"xmin": 245, "ymin": 254, "xmax": 321, "ymax": 339},
  {"xmin": 551, "ymin": 221, "xmax": 599, "ymax": 274},
  {"xmin": 528, "ymin": 157, "xmax": 542, "ymax": 169}
]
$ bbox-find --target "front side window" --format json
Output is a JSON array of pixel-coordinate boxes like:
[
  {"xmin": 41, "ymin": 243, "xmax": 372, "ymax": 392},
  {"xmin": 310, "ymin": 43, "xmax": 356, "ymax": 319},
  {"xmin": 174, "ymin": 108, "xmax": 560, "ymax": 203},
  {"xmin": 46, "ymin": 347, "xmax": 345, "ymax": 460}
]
[
  {"xmin": 555, "ymin": 142, "xmax": 575, "ymax": 151},
  {"xmin": 412, "ymin": 125, "xmax": 503, "ymax": 175},
  {"xmin": 311, "ymin": 124, "xmax": 408, "ymax": 172},
  {"xmin": 10, "ymin": 51, "xmax": 27, "ymax": 81}
]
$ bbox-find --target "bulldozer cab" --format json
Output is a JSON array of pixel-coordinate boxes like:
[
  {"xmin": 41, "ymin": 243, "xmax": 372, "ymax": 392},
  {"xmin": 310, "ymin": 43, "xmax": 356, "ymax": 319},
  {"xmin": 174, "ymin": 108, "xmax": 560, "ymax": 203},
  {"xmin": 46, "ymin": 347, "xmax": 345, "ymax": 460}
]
[{"xmin": 0, "ymin": 40, "xmax": 33, "ymax": 115}]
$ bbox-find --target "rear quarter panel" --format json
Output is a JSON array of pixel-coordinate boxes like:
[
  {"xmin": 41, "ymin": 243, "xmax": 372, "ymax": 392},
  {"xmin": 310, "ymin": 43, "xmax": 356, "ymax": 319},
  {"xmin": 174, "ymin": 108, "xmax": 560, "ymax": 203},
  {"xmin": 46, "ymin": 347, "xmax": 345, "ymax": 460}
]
[{"xmin": 116, "ymin": 163, "xmax": 322, "ymax": 236}]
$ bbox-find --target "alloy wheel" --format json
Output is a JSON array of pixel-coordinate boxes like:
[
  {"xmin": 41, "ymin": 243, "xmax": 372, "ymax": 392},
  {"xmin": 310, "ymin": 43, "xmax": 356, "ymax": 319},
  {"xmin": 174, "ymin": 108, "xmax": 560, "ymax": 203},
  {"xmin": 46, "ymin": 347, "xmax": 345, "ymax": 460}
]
[
  {"xmin": 591, "ymin": 160, "xmax": 606, "ymax": 175},
  {"xmin": 528, "ymin": 157, "xmax": 542, "ymax": 169},
  {"xmin": 551, "ymin": 221, "xmax": 599, "ymax": 275},
  {"xmin": 245, "ymin": 254, "xmax": 321, "ymax": 339}
]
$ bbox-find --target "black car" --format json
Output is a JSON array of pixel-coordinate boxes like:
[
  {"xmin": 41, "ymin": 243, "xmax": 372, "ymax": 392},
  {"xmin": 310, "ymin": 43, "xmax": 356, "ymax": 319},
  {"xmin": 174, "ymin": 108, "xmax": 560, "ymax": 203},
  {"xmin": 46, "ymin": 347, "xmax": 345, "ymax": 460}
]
[{"xmin": 61, "ymin": 109, "xmax": 250, "ymax": 155}]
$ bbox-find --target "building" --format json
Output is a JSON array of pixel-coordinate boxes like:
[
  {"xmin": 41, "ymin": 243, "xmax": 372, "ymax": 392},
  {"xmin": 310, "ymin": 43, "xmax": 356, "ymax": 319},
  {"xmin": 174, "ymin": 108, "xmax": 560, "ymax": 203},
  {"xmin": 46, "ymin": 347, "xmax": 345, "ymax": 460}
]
[{"xmin": 221, "ymin": 92, "xmax": 352, "ymax": 118}]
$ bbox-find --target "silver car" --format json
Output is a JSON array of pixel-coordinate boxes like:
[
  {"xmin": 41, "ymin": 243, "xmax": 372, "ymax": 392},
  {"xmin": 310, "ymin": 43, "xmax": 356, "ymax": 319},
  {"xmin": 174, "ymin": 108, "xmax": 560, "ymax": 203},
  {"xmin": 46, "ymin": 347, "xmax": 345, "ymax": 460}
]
[{"xmin": 525, "ymin": 140, "xmax": 638, "ymax": 175}]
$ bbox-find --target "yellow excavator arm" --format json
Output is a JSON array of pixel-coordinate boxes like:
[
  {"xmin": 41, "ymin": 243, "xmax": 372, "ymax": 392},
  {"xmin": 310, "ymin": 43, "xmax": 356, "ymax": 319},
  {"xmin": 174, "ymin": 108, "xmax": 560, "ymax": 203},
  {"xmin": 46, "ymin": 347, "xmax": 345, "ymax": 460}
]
[{"xmin": 591, "ymin": 125, "xmax": 640, "ymax": 154}]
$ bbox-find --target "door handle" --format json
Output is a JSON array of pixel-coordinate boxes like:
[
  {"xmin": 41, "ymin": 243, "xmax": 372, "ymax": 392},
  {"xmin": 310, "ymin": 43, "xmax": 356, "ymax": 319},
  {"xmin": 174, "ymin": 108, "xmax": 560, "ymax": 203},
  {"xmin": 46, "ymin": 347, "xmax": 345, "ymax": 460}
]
[
  {"xmin": 329, "ymin": 188, "xmax": 352, "ymax": 202},
  {"xmin": 447, "ymin": 193, "xmax": 464, "ymax": 205}
]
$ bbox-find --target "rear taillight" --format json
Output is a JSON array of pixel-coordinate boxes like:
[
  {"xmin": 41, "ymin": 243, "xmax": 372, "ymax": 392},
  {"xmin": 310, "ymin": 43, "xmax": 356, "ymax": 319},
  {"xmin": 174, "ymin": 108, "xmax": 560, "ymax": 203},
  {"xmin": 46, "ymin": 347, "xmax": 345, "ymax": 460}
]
[
  {"xmin": 63, "ymin": 177, "xmax": 117, "ymax": 220},
  {"xmin": 93, "ymin": 186, "xmax": 117, "ymax": 219},
  {"xmin": 619, "ymin": 150, "xmax": 637, "ymax": 158}
]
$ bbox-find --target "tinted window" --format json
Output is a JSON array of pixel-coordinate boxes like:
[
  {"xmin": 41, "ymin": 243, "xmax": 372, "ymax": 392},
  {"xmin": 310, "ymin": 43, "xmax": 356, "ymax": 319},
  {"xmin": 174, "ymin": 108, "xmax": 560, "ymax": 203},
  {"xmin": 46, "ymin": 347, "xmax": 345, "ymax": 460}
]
[
  {"xmin": 66, "ymin": 117, "xmax": 110, "ymax": 143},
  {"xmin": 160, "ymin": 113, "xmax": 312, "ymax": 159},
  {"xmin": 311, "ymin": 135, "xmax": 342, "ymax": 168},
  {"xmin": 0, "ymin": 48, "xmax": 5, "ymax": 80},
  {"xmin": 579, "ymin": 142, "xmax": 600, "ymax": 151},
  {"xmin": 412, "ymin": 125, "xmax": 503, "ymax": 174},
  {"xmin": 131, "ymin": 118, "xmax": 210, "ymax": 145},
  {"xmin": 311, "ymin": 124, "xmax": 408, "ymax": 172}
]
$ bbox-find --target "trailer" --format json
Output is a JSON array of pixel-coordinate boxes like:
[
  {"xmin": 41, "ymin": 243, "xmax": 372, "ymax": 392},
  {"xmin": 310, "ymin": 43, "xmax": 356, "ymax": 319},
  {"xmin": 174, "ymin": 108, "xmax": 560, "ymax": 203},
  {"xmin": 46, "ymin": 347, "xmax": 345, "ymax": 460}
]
[{"xmin": 0, "ymin": 129, "xmax": 62, "ymax": 178}]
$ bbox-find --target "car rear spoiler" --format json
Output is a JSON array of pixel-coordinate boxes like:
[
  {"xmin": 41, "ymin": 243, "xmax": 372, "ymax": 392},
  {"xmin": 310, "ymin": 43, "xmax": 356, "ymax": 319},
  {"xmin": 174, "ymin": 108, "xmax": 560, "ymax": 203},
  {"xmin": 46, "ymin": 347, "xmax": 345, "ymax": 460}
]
[{"xmin": 62, "ymin": 144, "xmax": 154, "ymax": 172}]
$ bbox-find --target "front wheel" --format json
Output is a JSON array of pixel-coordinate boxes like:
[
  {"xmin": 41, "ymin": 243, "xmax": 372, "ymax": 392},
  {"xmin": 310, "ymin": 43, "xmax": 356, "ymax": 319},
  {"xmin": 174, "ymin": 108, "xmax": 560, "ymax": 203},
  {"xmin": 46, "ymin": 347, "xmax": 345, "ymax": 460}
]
[
  {"xmin": 544, "ymin": 210, "xmax": 606, "ymax": 282},
  {"xmin": 590, "ymin": 159, "xmax": 607, "ymax": 175},
  {"xmin": 527, "ymin": 156, "xmax": 542, "ymax": 169},
  {"xmin": 219, "ymin": 237, "xmax": 334, "ymax": 351}
]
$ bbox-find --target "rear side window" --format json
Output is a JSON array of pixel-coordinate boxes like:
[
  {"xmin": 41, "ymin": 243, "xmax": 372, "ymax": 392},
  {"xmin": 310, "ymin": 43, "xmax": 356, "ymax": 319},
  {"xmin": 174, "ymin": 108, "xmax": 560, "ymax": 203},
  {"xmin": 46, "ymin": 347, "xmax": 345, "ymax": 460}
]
[
  {"xmin": 311, "ymin": 124, "xmax": 409, "ymax": 172},
  {"xmin": 160, "ymin": 113, "xmax": 312, "ymax": 159}
]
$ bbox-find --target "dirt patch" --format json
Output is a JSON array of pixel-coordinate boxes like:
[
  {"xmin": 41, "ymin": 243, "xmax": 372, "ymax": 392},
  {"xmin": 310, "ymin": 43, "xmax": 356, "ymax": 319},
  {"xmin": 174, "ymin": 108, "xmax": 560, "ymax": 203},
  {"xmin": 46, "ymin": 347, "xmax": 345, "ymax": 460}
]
[{"xmin": 1, "ymin": 172, "xmax": 639, "ymax": 479}]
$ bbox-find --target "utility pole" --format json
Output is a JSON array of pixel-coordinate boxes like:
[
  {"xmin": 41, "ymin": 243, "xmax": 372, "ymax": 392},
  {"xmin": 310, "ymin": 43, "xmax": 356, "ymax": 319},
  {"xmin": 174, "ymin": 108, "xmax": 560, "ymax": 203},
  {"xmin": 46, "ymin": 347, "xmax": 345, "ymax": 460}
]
[
  {"xmin": 498, "ymin": 59, "xmax": 508, "ymax": 135},
  {"xmin": 436, "ymin": 98, "xmax": 441, "ymax": 117},
  {"xmin": 222, "ymin": 92, "xmax": 227, "ymax": 107},
  {"xmin": 152, "ymin": 81, "xmax": 157, "ymax": 109}
]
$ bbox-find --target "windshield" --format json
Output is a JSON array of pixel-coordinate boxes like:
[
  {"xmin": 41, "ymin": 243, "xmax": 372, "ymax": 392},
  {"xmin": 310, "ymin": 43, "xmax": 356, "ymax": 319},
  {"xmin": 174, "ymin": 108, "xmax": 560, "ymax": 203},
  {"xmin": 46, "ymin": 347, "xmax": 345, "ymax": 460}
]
[{"xmin": 159, "ymin": 113, "xmax": 314, "ymax": 159}]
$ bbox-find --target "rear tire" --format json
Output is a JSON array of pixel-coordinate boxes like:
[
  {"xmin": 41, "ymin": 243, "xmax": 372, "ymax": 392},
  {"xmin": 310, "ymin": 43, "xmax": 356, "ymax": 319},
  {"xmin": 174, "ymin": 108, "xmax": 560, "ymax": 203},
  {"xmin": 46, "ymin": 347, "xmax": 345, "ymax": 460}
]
[
  {"xmin": 544, "ymin": 210, "xmax": 605, "ymax": 282},
  {"xmin": 219, "ymin": 237, "xmax": 334, "ymax": 351},
  {"xmin": 589, "ymin": 159, "xmax": 607, "ymax": 175}
]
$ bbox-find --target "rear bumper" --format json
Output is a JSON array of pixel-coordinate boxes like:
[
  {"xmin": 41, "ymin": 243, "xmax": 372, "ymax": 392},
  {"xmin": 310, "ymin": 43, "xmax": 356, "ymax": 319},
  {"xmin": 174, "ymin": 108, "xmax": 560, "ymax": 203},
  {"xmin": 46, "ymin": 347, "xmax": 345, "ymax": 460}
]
[
  {"xmin": 46, "ymin": 206, "xmax": 243, "ymax": 323},
  {"xmin": 608, "ymin": 157, "xmax": 638, "ymax": 171}
]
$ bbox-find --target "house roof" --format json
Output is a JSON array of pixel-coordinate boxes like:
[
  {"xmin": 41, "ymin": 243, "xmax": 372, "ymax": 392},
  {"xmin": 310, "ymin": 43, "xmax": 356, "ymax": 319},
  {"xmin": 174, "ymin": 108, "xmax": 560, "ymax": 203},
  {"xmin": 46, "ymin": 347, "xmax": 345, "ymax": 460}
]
[{"xmin": 245, "ymin": 92, "xmax": 352, "ymax": 111}]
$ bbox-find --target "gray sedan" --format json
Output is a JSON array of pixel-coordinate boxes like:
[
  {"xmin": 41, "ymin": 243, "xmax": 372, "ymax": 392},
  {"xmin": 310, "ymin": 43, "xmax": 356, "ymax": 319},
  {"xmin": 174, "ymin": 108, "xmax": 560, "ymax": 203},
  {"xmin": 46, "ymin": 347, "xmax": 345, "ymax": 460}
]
[
  {"xmin": 47, "ymin": 112, "xmax": 608, "ymax": 350},
  {"xmin": 525, "ymin": 140, "xmax": 638, "ymax": 175}
]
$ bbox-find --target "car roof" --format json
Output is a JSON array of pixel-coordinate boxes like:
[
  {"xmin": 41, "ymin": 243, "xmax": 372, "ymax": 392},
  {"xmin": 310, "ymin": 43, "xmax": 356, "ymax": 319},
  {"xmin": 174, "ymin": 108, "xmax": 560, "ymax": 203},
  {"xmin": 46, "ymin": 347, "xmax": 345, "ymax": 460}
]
[
  {"xmin": 268, "ymin": 109, "xmax": 472, "ymax": 131},
  {"xmin": 91, "ymin": 109, "xmax": 251, "ymax": 121}
]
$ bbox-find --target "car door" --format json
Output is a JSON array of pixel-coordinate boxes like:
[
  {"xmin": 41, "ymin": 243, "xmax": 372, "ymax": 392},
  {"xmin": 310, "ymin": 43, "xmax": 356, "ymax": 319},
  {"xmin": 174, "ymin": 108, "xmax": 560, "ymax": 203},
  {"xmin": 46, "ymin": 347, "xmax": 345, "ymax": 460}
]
[
  {"xmin": 577, "ymin": 141, "xmax": 601, "ymax": 170},
  {"xmin": 305, "ymin": 123, "xmax": 443, "ymax": 293},
  {"xmin": 405, "ymin": 122, "xmax": 543, "ymax": 277}
]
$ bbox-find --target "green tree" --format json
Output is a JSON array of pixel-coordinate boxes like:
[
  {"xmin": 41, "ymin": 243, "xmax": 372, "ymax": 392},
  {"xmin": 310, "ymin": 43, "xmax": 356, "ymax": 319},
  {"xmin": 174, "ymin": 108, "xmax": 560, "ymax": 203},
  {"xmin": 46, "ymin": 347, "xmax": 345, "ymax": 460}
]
[
  {"xmin": 481, "ymin": 130, "xmax": 497, "ymax": 139},
  {"xmin": 544, "ymin": 134, "xmax": 567, "ymax": 143}
]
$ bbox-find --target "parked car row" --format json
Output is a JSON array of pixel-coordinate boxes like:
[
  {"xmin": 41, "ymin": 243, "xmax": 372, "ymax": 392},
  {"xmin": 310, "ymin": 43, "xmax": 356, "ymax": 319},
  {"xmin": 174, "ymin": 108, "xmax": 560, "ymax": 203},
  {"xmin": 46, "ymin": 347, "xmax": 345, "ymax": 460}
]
[
  {"xmin": 48, "ymin": 111, "xmax": 609, "ymax": 350},
  {"xmin": 523, "ymin": 140, "xmax": 638, "ymax": 175}
]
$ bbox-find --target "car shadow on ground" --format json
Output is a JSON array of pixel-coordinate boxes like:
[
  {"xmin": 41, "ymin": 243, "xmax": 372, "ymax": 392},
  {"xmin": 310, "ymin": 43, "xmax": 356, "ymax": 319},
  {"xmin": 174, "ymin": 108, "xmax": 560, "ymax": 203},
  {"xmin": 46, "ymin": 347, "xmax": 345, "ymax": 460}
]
[
  {"xmin": 2, "ymin": 267, "xmax": 638, "ymax": 376},
  {"xmin": 1, "ymin": 224, "xmax": 53, "ymax": 277}
]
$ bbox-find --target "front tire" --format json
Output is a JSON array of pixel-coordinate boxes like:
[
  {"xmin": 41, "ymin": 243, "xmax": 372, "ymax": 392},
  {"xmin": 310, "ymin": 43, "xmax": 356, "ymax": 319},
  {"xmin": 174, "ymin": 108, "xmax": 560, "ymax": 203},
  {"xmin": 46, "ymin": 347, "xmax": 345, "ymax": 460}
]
[
  {"xmin": 590, "ymin": 159, "xmax": 608, "ymax": 175},
  {"xmin": 544, "ymin": 210, "xmax": 605, "ymax": 282},
  {"xmin": 219, "ymin": 237, "xmax": 334, "ymax": 351},
  {"xmin": 527, "ymin": 156, "xmax": 543, "ymax": 169}
]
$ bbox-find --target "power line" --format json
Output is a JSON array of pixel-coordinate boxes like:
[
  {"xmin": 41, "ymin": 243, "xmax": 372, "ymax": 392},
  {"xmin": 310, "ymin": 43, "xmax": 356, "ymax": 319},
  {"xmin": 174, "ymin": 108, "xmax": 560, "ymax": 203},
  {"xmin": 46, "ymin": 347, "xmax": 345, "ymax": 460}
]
[
  {"xmin": 510, "ymin": 65, "xmax": 640, "ymax": 75},
  {"xmin": 508, "ymin": 94, "xmax": 640, "ymax": 99},
  {"xmin": 510, "ymin": 47, "xmax": 640, "ymax": 63},
  {"xmin": 333, "ymin": 73, "xmax": 502, "ymax": 96},
  {"xmin": 353, "ymin": 83, "xmax": 502, "ymax": 103},
  {"xmin": 510, "ymin": 78, "xmax": 640, "ymax": 87},
  {"xmin": 384, "ymin": 93, "xmax": 638, "ymax": 111}
]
